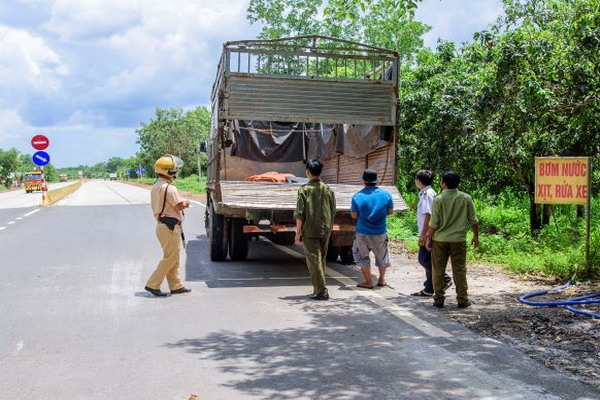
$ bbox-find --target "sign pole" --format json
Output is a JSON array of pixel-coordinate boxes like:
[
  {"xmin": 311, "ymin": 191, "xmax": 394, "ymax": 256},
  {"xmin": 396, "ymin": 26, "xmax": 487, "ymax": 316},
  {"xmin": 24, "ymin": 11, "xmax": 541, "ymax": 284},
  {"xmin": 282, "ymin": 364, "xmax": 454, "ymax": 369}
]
[
  {"xmin": 585, "ymin": 157, "xmax": 592, "ymax": 274},
  {"xmin": 40, "ymin": 167, "xmax": 47, "ymax": 206},
  {"xmin": 30, "ymin": 134, "xmax": 50, "ymax": 206}
]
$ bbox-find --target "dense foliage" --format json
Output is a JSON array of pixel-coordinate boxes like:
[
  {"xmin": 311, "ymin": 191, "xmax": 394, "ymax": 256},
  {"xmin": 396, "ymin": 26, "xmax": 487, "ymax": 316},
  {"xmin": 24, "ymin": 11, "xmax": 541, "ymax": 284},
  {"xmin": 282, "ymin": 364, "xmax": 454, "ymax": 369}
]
[{"xmin": 136, "ymin": 107, "xmax": 211, "ymax": 178}]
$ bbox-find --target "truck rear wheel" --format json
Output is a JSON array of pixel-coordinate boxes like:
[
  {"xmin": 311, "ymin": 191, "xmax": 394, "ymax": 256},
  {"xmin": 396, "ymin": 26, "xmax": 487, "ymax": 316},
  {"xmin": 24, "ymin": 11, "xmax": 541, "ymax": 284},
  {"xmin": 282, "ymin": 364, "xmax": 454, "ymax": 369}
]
[
  {"xmin": 269, "ymin": 232, "xmax": 296, "ymax": 246},
  {"xmin": 229, "ymin": 218, "xmax": 249, "ymax": 261},
  {"xmin": 326, "ymin": 241, "xmax": 341, "ymax": 262},
  {"xmin": 208, "ymin": 203, "xmax": 228, "ymax": 261},
  {"xmin": 339, "ymin": 245, "xmax": 355, "ymax": 264}
]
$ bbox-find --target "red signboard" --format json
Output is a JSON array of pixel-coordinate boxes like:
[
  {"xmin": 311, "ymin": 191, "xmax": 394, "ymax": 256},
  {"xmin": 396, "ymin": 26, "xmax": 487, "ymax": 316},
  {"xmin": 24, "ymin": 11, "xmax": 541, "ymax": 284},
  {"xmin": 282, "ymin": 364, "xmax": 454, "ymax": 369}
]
[{"xmin": 31, "ymin": 134, "xmax": 50, "ymax": 150}]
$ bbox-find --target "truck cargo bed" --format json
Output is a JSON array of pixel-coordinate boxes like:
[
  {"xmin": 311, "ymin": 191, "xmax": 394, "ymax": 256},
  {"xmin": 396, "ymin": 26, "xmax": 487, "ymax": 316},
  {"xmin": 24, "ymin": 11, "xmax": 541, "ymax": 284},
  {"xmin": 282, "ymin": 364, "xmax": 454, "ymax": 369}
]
[{"xmin": 218, "ymin": 181, "xmax": 407, "ymax": 212}]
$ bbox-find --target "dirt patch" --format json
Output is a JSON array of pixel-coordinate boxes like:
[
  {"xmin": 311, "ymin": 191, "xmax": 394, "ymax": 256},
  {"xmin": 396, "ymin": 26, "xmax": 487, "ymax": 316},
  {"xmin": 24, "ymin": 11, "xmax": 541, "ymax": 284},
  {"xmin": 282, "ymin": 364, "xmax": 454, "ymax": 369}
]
[{"xmin": 387, "ymin": 240, "xmax": 600, "ymax": 391}]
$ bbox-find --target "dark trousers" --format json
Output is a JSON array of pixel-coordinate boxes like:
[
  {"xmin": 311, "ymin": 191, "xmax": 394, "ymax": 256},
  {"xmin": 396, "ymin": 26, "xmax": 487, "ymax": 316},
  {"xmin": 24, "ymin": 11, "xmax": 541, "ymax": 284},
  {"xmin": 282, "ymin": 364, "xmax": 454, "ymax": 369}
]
[
  {"xmin": 302, "ymin": 235, "xmax": 330, "ymax": 294},
  {"xmin": 418, "ymin": 245, "xmax": 451, "ymax": 294},
  {"xmin": 431, "ymin": 241, "xmax": 468, "ymax": 305}
]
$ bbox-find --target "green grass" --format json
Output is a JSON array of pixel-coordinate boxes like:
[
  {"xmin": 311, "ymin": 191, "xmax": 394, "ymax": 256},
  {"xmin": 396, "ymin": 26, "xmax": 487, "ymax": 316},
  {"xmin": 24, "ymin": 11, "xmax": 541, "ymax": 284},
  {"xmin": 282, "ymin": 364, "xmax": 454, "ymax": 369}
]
[{"xmin": 132, "ymin": 175, "xmax": 206, "ymax": 194}]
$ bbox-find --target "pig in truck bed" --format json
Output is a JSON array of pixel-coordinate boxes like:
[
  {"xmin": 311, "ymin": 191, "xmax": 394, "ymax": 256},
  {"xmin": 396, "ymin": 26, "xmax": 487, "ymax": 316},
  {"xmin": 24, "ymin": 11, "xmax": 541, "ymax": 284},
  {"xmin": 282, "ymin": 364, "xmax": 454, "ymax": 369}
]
[{"xmin": 204, "ymin": 35, "xmax": 407, "ymax": 262}]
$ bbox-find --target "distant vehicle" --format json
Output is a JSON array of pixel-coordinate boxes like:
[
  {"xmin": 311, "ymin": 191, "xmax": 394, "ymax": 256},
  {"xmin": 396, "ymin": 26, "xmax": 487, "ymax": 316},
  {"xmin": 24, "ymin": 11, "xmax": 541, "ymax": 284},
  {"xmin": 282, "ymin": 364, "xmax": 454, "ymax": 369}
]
[
  {"xmin": 23, "ymin": 171, "xmax": 43, "ymax": 193},
  {"xmin": 59, "ymin": 174, "xmax": 68, "ymax": 182},
  {"xmin": 109, "ymin": 173, "xmax": 117, "ymax": 181}
]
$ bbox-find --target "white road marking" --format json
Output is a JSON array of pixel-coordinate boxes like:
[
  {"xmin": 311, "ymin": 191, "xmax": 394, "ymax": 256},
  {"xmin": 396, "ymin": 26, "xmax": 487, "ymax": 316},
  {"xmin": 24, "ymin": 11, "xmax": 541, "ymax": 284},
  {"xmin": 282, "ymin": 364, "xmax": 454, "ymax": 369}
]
[
  {"xmin": 182, "ymin": 196, "xmax": 450, "ymax": 338},
  {"xmin": 14, "ymin": 340, "xmax": 24, "ymax": 355},
  {"xmin": 24, "ymin": 209, "xmax": 40, "ymax": 217},
  {"xmin": 0, "ymin": 208, "xmax": 40, "ymax": 231},
  {"xmin": 275, "ymin": 243, "xmax": 453, "ymax": 338}
]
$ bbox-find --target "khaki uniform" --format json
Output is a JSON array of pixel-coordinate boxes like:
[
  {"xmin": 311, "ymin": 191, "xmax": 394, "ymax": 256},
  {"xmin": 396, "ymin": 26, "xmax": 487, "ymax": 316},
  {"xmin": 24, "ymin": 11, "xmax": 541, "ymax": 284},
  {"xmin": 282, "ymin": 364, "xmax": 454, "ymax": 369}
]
[{"xmin": 146, "ymin": 177, "xmax": 186, "ymax": 291}]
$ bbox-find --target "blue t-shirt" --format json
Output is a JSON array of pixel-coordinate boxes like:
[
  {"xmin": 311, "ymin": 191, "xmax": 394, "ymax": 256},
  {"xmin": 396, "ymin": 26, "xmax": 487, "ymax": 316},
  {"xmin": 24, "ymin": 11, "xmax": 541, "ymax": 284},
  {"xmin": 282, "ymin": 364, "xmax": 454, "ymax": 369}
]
[{"xmin": 351, "ymin": 186, "xmax": 394, "ymax": 235}]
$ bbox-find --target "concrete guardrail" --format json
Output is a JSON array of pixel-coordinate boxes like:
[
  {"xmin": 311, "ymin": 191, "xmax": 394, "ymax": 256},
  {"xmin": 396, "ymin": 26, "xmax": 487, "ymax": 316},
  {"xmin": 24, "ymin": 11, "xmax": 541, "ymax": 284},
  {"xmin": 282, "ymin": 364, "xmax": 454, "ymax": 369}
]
[{"xmin": 42, "ymin": 180, "xmax": 83, "ymax": 206}]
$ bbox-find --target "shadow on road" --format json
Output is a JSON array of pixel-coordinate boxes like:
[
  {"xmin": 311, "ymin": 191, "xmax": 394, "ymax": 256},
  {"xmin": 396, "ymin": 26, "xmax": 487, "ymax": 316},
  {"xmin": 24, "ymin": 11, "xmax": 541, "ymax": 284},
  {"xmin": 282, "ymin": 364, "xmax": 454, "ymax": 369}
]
[
  {"xmin": 163, "ymin": 292, "xmax": 526, "ymax": 400},
  {"xmin": 184, "ymin": 235, "xmax": 315, "ymax": 289}
]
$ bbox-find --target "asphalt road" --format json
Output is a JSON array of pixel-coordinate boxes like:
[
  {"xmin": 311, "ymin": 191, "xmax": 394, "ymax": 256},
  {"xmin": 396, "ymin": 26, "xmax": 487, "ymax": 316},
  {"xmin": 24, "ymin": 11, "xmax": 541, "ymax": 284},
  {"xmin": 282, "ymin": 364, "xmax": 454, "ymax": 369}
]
[
  {"xmin": 0, "ymin": 181, "xmax": 74, "ymax": 209},
  {"xmin": 0, "ymin": 180, "xmax": 597, "ymax": 400}
]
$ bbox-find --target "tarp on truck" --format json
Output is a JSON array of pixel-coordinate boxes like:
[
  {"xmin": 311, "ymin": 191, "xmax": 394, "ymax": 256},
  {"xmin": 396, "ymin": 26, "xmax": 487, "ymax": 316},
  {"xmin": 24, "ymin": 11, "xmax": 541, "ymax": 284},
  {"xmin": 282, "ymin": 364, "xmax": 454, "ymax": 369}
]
[{"xmin": 230, "ymin": 120, "xmax": 392, "ymax": 162}]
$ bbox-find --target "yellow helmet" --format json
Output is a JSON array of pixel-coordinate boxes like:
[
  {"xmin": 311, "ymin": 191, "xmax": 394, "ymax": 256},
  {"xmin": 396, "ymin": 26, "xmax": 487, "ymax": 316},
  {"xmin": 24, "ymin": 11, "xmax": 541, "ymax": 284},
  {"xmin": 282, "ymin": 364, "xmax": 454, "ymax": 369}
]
[{"xmin": 154, "ymin": 155, "xmax": 184, "ymax": 177}]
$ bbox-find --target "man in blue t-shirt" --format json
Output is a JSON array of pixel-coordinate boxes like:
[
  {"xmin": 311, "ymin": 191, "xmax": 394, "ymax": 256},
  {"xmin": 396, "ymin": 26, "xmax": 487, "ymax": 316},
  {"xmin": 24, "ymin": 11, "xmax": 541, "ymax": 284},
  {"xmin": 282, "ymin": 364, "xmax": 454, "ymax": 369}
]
[{"xmin": 351, "ymin": 169, "xmax": 394, "ymax": 289}]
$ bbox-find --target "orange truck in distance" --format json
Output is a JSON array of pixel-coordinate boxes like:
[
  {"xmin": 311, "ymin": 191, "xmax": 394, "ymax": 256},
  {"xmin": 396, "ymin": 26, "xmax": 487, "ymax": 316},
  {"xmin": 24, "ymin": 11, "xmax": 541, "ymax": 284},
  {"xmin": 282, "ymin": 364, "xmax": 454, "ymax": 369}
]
[{"xmin": 23, "ymin": 171, "xmax": 43, "ymax": 193}]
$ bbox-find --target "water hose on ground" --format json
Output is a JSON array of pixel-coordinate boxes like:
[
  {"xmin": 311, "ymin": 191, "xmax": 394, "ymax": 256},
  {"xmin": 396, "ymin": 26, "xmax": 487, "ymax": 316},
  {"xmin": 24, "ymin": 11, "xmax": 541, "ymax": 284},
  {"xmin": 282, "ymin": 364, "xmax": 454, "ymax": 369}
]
[{"xmin": 519, "ymin": 281, "xmax": 600, "ymax": 319}]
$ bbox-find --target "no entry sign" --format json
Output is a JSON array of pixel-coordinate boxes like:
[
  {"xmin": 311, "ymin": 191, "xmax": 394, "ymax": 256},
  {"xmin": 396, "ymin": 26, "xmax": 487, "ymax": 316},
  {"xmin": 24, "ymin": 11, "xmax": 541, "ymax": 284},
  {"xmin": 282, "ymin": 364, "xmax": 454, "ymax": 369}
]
[{"xmin": 31, "ymin": 134, "xmax": 50, "ymax": 150}]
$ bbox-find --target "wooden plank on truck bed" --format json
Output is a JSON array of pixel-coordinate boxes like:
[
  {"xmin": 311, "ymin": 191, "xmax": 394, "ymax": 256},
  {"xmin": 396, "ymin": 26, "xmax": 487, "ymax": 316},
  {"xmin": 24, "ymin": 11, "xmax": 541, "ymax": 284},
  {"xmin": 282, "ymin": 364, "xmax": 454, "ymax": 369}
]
[{"xmin": 218, "ymin": 181, "xmax": 408, "ymax": 212}]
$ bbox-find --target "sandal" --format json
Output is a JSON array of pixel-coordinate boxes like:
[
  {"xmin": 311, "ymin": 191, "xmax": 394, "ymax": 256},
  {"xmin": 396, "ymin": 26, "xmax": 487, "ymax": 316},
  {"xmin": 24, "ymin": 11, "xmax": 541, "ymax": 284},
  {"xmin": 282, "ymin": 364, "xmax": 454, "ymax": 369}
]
[
  {"xmin": 411, "ymin": 290, "xmax": 433, "ymax": 297},
  {"xmin": 377, "ymin": 281, "xmax": 386, "ymax": 287},
  {"xmin": 357, "ymin": 282, "xmax": 374, "ymax": 289}
]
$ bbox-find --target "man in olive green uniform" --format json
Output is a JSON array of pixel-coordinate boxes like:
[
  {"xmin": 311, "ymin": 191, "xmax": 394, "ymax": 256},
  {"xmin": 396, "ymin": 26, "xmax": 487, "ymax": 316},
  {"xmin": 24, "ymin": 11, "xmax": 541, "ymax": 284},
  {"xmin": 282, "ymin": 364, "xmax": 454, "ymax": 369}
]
[
  {"xmin": 426, "ymin": 170, "xmax": 479, "ymax": 308},
  {"xmin": 294, "ymin": 159, "xmax": 336, "ymax": 300}
]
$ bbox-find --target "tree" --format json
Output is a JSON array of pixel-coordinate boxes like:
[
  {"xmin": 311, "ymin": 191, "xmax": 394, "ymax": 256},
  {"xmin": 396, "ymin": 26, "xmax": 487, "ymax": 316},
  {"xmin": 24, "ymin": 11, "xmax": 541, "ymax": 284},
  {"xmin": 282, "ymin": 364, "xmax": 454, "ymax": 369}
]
[
  {"xmin": 136, "ymin": 106, "xmax": 211, "ymax": 178},
  {"xmin": 247, "ymin": 0, "xmax": 429, "ymax": 64},
  {"xmin": 397, "ymin": 41, "xmax": 482, "ymax": 191},
  {"xmin": 105, "ymin": 157, "xmax": 126, "ymax": 174},
  {"xmin": 17, "ymin": 153, "xmax": 35, "ymax": 174},
  {"xmin": 472, "ymin": 0, "xmax": 600, "ymax": 231},
  {"xmin": 0, "ymin": 148, "xmax": 20, "ymax": 188}
]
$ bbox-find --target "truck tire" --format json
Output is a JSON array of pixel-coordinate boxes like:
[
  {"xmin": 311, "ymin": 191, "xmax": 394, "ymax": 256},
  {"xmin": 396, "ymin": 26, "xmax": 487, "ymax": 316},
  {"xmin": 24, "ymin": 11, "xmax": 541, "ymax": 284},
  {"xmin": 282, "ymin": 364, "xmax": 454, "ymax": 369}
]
[
  {"xmin": 339, "ymin": 245, "xmax": 355, "ymax": 264},
  {"xmin": 269, "ymin": 232, "xmax": 296, "ymax": 246},
  {"xmin": 229, "ymin": 217, "xmax": 249, "ymax": 261},
  {"xmin": 208, "ymin": 203, "xmax": 228, "ymax": 261},
  {"xmin": 326, "ymin": 241, "xmax": 341, "ymax": 262}
]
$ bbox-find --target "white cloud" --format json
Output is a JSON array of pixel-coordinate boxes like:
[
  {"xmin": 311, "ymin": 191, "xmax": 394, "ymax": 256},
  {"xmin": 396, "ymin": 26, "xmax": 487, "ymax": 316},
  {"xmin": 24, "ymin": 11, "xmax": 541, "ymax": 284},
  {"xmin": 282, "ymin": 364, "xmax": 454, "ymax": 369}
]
[
  {"xmin": 43, "ymin": 0, "xmax": 143, "ymax": 42},
  {"xmin": 416, "ymin": 0, "xmax": 504, "ymax": 48},
  {"xmin": 0, "ymin": 25, "xmax": 66, "ymax": 95},
  {"xmin": 0, "ymin": 109, "xmax": 32, "ymax": 144}
]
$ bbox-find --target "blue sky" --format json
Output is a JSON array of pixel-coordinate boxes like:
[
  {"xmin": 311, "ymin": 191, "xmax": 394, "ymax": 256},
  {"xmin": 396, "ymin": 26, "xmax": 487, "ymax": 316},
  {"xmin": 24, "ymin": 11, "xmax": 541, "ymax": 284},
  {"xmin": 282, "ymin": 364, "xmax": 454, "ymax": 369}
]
[{"xmin": 0, "ymin": 0, "xmax": 503, "ymax": 168}]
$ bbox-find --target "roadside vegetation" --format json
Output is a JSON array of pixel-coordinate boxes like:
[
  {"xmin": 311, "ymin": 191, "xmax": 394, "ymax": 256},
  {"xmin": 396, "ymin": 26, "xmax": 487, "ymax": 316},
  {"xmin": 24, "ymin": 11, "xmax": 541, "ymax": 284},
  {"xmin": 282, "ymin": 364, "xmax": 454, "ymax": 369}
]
[
  {"xmin": 1, "ymin": 0, "xmax": 598, "ymax": 280},
  {"xmin": 133, "ymin": 175, "xmax": 206, "ymax": 194}
]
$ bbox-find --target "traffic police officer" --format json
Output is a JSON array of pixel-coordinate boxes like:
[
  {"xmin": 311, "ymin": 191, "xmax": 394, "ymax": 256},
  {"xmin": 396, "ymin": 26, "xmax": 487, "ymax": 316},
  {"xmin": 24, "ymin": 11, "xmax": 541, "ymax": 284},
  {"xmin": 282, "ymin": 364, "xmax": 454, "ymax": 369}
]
[{"xmin": 144, "ymin": 155, "xmax": 191, "ymax": 297}]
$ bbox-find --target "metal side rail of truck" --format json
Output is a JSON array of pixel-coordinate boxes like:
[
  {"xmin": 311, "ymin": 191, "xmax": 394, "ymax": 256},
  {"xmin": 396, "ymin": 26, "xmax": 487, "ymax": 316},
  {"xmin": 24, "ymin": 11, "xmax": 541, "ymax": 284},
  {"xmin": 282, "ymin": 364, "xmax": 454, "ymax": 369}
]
[{"xmin": 204, "ymin": 35, "xmax": 408, "ymax": 262}]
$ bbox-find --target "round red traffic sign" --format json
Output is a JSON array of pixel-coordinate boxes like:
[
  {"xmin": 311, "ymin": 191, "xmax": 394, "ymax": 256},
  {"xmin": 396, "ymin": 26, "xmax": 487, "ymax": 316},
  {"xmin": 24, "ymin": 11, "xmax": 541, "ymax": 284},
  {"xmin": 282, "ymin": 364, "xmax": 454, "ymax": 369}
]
[{"xmin": 31, "ymin": 134, "xmax": 50, "ymax": 150}]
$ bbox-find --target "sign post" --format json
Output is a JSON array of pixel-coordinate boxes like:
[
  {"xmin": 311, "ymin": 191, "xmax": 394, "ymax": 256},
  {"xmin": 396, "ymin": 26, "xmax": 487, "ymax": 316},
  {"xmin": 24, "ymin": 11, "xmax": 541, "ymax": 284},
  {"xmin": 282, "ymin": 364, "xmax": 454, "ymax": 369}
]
[
  {"xmin": 30, "ymin": 135, "xmax": 50, "ymax": 206},
  {"xmin": 535, "ymin": 157, "xmax": 592, "ymax": 272}
]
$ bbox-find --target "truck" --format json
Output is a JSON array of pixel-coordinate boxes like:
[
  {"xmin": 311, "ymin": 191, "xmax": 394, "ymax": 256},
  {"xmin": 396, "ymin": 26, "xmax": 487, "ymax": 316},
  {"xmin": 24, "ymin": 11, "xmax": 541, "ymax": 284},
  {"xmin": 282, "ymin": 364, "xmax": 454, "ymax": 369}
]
[
  {"xmin": 205, "ymin": 35, "xmax": 407, "ymax": 262},
  {"xmin": 108, "ymin": 173, "xmax": 117, "ymax": 181},
  {"xmin": 23, "ymin": 171, "xmax": 43, "ymax": 193}
]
